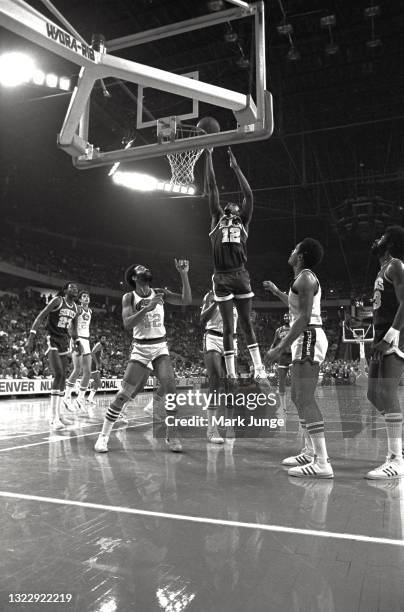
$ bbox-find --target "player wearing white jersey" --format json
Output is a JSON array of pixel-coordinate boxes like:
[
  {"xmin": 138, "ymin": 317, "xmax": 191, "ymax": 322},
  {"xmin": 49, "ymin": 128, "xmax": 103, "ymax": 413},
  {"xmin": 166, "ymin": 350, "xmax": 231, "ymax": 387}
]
[
  {"xmin": 264, "ymin": 238, "xmax": 333, "ymax": 479},
  {"xmin": 201, "ymin": 290, "xmax": 239, "ymax": 443},
  {"xmin": 63, "ymin": 291, "xmax": 93, "ymax": 412},
  {"xmin": 95, "ymin": 259, "xmax": 192, "ymax": 454}
]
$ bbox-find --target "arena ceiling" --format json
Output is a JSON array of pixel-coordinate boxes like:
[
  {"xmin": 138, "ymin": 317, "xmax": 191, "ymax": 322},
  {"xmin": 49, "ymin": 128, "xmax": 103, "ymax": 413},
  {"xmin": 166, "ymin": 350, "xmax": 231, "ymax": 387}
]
[{"xmin": 1, "ymin": 0, "xmax": 404, "ymax": 259}]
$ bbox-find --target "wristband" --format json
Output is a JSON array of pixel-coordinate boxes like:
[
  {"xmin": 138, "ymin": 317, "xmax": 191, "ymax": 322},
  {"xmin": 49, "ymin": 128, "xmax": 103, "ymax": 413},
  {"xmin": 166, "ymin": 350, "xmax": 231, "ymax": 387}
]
[
  {"xmin": 30, "ymin": 329, "xmax": 37, "ymax": 335},
  {"xmin": 383, "ymin": 327, "xmax": 400, "ymax": 345}
]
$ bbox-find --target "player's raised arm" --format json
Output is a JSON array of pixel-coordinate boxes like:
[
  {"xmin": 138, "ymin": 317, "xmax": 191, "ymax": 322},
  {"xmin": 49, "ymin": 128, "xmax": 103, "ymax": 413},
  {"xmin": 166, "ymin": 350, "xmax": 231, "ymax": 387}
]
[
  {"xmin": 122, "ymin": 292, "xmax": 163, "ymax": 331},
  {"xmin": 205, "ymin": 149, "xmax": 222, "ymax": 228},
  {"xmin": 25, "ymin": 296, "xmax": 62, "ymax": 352},
  {"xmin": 228, "ymin": 147, "xmax": 253, "ymax": 227},
  {"xmin": 200, "ymin": 290, "xmax": 217, "ymax": 326},
  {"xmin": 263, "ymin": 280, "xmax": 289, "ymax": 306},
  {"xmin": 161, "ymin": 259, "xmax": 192, "ymax": 306}
]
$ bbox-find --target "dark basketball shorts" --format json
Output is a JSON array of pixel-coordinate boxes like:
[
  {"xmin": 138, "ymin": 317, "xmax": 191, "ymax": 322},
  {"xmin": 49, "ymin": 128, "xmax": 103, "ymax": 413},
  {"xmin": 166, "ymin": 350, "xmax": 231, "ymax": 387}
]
[
  {"xmin": 46, "ymin": 334, "xmax": 70, "ymax": 356},
  {"xmin": 278, "ymin": 352, "xmax": 292, "ymax": 368},
  {"xmin": 212, "ymin": 268, "xmax": 254, "ymax": 302}
]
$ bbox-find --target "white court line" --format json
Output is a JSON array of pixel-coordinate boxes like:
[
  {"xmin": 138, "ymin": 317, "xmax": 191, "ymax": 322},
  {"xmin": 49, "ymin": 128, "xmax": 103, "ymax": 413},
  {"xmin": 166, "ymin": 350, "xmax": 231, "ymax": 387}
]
[
  {"xmin": 0, "ymin": 490, "xmax": 402, "ymax": 547},
  {"xmin": 0, "ymin": 420, "xmax": 153, "ymax": 453}
]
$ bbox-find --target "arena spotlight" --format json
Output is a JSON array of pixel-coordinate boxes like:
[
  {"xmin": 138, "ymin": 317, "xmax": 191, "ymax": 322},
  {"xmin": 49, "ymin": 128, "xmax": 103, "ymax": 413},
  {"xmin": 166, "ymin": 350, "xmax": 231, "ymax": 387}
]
[
  {"xmin": 0, "ymin": 52, "xmax": 35, "ymax": 87},
  {"xmin": 112, "ymin": 171, "xmax": 158, "ymax": 191}
]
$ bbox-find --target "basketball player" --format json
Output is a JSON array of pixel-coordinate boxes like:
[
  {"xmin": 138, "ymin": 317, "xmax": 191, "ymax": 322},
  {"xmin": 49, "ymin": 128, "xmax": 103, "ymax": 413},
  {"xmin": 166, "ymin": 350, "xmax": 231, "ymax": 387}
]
[
  {"xmin": 94, "ymin": 259, "xmax": 191, "ymax": 453},
  {"xmin": 200, "ymin": 289, "xmax": 238, "ymax": 443},
  {"xmin": 205, "ymin": 147, "xmax": 268, "ymax": 387},
  {"xmin": 269, "ymin": 314, "xmax": 292, "ymax": 413},
  {"xmin": 87, "ymin": 335, "xmax": 107, "ymax": 404},
  {"xmin": 63, "ymin": 290, "xmax": 93, "ymax": 411},
  {"xmin": 366, "ymin": 226, "xmax": 404, "ymax": 479},
  {"xmin": 26, "ymin": 282, "xmax": 80, "ymax": 430},
  {"xmin": 264, "ymin": 238, "xmax": 333, "ymax": 478}
]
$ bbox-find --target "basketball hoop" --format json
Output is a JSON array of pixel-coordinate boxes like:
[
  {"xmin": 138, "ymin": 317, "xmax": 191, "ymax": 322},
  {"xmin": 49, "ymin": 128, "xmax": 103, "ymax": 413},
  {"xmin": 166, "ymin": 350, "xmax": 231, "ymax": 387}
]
[{"xmin": 158, "ymin": 118, "xmax": 205, "ymax": 187}]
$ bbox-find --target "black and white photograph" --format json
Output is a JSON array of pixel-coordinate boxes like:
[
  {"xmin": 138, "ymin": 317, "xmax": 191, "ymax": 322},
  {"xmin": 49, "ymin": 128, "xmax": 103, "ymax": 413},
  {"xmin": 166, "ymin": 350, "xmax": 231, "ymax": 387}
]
[{"xmin": 1, "ymin": 0, "xmax": 404, "ymax": 610}]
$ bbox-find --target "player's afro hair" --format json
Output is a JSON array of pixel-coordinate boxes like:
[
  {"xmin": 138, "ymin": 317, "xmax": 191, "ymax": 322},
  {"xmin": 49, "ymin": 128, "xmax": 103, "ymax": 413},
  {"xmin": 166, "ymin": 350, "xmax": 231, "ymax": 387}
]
[
  {"xmin": 384, "ymin": 225, "xmax": 404, "ymax": 260},
  {"xmin": 299, "ymin": 238, "xmax": 324, "ymax": 268},
  {"xmin": 124, "ymin": 264, "xmax": 139, "ymax": 289}
]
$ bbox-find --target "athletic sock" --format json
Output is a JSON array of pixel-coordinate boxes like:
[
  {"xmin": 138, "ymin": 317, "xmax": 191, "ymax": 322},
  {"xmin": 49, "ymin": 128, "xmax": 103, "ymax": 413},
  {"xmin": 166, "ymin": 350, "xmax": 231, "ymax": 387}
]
[
  {"xmin": 64, "ymin": 381, "xmax": 74, "ymax": 399},
  {"xmin": 299, "ymin": 419, "xmax": 312, "ymax": 452},
  {"xmin": 88, "ymin": 390, "xmax": 96, "ymax": 402},
  {"xmin": 306, "ymin": 421, "xmax": 328, "ymax": 464},
  {"xmin": 385, "ymin": 412, "xmax": 403, "ymax": 458},
  {"xmin": 279, "ymin": 393, "xmax": 286, "ymax": 411},
  {"xmin": 224, "ymin": 350, "xmax": 236, "ymax": 378},
  {"xmin": 247, "ymin": 343, "xmax": 263, "ymax": 371},
  {"xmin": 78, "ymin": 386, "xmax": 87, "ymax": 400},
  {"xmin": 55, "ymin": 392, "xmax": 63, "ymax": 419},
  {"xmin": 50, "ymin": 390, "xmax": 58, "ymax": 420}
]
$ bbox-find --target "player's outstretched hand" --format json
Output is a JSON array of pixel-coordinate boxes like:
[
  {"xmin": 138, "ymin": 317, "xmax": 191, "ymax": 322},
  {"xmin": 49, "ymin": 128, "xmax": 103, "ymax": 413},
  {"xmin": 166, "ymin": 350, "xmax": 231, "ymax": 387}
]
[
  {"xmin": 228, "ymin": 147, "xmax": 238, "ymax": 169},
  {"xmin": 263, "ymin": 280, "xmax": 279, "ymax": 295},
  {"xmin": 175, "ymin": 258, "xmax": 189, "ymax": 273}
]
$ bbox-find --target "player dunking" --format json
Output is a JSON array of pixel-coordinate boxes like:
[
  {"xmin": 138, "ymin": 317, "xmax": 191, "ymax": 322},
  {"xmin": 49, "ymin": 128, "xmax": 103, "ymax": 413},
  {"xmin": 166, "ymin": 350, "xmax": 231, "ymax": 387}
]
[
  {"xmin": 265, "ymin": 238, "xmax": 333, "ymax": 478},
  {"xmin": 268, "ymin": 314, "xmax": 292, "ymax": 413},
  {"xmin": 87, "ymin": 335, "xmax": 107, "ymax": 405},
  {"xmin": 26, "ymin": 282, "xmax": 80, "ymax": 430},
  {"xmin": 366, "ymin": 226, "xmax": 404, "ymax": 479},
  {"xmin": 94, "ymin": 259, "xmax": 191, "ymax": 453},
  {"xmin": 63, "ymin": 290, "xmax": 93, "ymax": 412},
  {"xmin": 200, "ymin": 289, "xmax": 238, "ymax": 443},
  {"xmin": 205, "ymin": 147, "xmax": 268, "ymax": 387}
]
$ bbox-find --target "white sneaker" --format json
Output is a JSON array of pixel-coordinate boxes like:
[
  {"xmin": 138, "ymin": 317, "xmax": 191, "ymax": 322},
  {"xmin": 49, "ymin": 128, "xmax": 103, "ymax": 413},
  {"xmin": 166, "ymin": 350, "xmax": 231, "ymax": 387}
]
[
  {"xmin": 94, "ymin": 434, "xmax": 109, "ymax": 453},
  {"xmin": 75, "ymin": 397, "xmax": 87, "ymax": 414},
  {"xmin": 282, "ymin": 448, "xmax": 314, "ymax": 467},
  {"xmin": 207, "ymin": 429, "xmax": 224, "ymax": 444},
  {"xmin": 117, "ymin": 412, "xmax": 129, "ymax": 426},
  {"xmin": 254, "ymin": 367, "xmax": 271, "ymax": 389},
  {"xmin": 166, "ymin": 428, "xmax": 182, "ymax": 453},
  {"xmin": 49, "ymin": 418, "xmax": 65, "ymax": 431},
  {"xmin": 288, "ymin": 456, "xmax": 334, "ymax": 479},
  {"xmin": 87, "ymin": 397, "xmax": 96, "ymax": 405},
  {"xmin": 365, "ymin": 454, "xmax": 404, "ymax": 480},
  {"xmin": 62, "ymin": 397, "xmax": 75, "ymax": 413},
  {"xmin": 58, "ymin": 414, "xmax": 74, "ymax": 426}
]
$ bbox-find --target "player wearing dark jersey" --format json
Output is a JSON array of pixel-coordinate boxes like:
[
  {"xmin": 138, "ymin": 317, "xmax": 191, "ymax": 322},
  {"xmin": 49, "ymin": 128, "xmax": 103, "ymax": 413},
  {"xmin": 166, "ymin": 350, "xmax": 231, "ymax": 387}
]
[
  {"xmin": 269, "ymin": 313, "xmax": 292, "ymax": 412},
  {"xmin": 87, "ymin": 335, "xmax": 107, "ymax": 404},
  {"xmin": 205, "ymin": 147, "xmax": 268, "ymax": 388},
  {"xmin": 26, "ymin": 282, "xmax": 80, "ymax": 430},
  {"xmin": 366, "ymin": 226, "xmax": 404, "ymax": 479}
]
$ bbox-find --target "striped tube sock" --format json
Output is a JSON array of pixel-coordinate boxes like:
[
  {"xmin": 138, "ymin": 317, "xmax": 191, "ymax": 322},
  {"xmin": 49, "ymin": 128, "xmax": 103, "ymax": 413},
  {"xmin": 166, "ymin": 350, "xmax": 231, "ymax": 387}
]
[
  {"xmin": 306, "ymin": 421, "xmax": 328, "ymax": 463},
  {"xmin": 247, "ymin": 343, "xmax": 263, "ymax": 370},
  {"xmin": 385, "ymin": 412, "xmax": 403, "ymax": 458},
  {"xmin": 224, "ymin": 350, "xmax": 236, "ymax": 378},
  {"xmin": 299, "ymin": 419, "xmax": 312, "ymax": 452}
]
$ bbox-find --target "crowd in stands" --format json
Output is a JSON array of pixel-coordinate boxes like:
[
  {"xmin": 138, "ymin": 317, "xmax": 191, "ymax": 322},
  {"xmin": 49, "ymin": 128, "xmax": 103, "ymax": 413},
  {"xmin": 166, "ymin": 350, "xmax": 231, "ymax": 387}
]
[{"xmin": 0, "ymin": 289, "xmax": 358, "ymax": 387}]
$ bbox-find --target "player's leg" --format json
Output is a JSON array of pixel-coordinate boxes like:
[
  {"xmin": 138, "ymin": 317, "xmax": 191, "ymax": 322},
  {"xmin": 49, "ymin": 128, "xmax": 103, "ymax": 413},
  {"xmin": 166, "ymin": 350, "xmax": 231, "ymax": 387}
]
[
  {"xmin": 234, "ymin": 297, "xmax": 267, "ymax": 383},
  {"xmin": 58, "ymin": 353, "xmax": 74, "ymax": 425},
  {"xmin": 282, "ymin": 364, "xmax": 314, "ymax": 467},
  {"xmin": 204, "ymin": 348, "xmax": 224, "ymax": 443},
  {"xmin": 87, "ymin": 370, "xmax": 101, "ymax": 404},
  {"xmin": 95, "ymin": 361, "xmax": 149, "ymax": 452},
  {"xmin": 48, "ymin": 350, "xmax": 70, "ymax": 429},
  {"xmin": 64, "ymin": 351, "xmax": 81, "ymax": 407},
  {"xmin": 288, "ymin": 361, "xmax": 333, "ymax": 478},
  {"xmin": 278, "ymin": 366, "xmax": 288, "ymax": 411},
  {"xmin": 366, "ymin": 353, "xmax": 404, "ymax": 479},
  {"xmin": 152, "ymin": 355, "xmax": 182, "ymax": 452},
  {"xmin": 76, "ymin": 353, "xmax": 92, "ymax": 411},
  {"xmin": 218, "ymin": 299, "xmax": 237, "ymax": 379}
]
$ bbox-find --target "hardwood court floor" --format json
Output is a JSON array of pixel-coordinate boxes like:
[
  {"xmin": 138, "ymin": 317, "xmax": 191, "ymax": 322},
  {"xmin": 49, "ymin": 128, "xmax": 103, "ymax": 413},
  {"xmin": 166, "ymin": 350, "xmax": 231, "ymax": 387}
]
[{"xmin": 0, "ymin": 384, "xmax": 403, "ymax": 611}]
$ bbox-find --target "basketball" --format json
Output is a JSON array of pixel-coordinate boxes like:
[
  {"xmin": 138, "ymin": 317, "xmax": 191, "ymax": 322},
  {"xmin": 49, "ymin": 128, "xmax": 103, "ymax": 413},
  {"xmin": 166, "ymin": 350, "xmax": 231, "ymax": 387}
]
[{"xmin": 197, "ymin": 116, "xmax": 221, "ymax": 134}]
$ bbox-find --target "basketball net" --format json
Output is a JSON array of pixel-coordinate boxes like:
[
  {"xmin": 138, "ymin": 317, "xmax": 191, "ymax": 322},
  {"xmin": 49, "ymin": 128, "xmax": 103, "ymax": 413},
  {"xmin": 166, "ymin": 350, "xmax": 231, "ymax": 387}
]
[{"xmin": 158, "ymin": 119, "xmax": 205, "ymax": 186}]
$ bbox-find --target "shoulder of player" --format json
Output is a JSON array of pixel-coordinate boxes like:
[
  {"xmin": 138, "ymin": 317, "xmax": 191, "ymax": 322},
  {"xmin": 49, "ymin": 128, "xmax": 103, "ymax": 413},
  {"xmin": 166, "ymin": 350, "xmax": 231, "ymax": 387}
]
[
  {"xmin": 48, "ymin": 295, "xmax": 63, "ymax": 310},
  {"xmin": 122, "ymin": 292, "xmax": 134, "ymax": 307},
  {"xmin": 386, "ymin": 258, "xmax": 404, "ymax": 283},
  {"xmin": 294, "ymin": 270, "xmax": 318, "ymax": 290}
]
